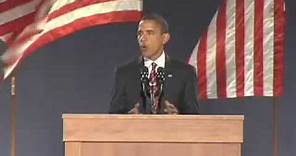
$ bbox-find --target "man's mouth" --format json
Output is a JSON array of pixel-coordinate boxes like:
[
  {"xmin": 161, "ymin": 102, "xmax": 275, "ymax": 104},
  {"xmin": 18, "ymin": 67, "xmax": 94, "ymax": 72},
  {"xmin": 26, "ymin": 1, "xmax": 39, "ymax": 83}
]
[{"xmin": 140, "ymin": 45, "xmax": 147, "ymax": 50}]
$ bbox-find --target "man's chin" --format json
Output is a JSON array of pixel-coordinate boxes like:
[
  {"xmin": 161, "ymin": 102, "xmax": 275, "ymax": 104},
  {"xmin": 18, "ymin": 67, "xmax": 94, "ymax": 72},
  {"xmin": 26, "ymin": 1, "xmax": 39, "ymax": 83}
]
[{"xmin": 140, "ymin": 51, "xmax": 151, "ymax": 58}]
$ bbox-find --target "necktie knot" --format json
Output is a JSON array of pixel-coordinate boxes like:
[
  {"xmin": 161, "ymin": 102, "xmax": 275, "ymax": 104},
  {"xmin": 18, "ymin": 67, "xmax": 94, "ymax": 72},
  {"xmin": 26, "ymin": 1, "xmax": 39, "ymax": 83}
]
[{"xmin": 151, "ymin": 62, "xmax": 157, "ymax": 71}]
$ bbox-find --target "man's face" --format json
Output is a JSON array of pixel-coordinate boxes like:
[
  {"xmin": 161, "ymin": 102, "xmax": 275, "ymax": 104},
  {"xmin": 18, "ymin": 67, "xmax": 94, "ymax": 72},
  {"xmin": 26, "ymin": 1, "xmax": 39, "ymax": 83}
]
[{"xmin": 137, "ymin": 20, "xmax": 170, "ymax": 60}]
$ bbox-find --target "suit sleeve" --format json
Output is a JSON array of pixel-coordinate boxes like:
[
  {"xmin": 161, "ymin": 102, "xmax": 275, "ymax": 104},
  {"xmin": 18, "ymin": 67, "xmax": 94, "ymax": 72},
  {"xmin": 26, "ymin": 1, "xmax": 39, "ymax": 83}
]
[
  {"xmin": 109, "ymin": 68, "xmax": 128, "ymax": 114},
  {"xmin": 181, "ymin": 67, "xmax": 200, "ymax": 114}
]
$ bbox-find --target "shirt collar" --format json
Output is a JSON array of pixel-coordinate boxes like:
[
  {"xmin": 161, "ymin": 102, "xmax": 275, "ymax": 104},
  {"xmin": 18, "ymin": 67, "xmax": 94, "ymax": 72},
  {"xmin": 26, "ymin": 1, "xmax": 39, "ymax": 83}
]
[{"xmin": 143, "ymin": 51, "xmax": 165, "ymax": 68}]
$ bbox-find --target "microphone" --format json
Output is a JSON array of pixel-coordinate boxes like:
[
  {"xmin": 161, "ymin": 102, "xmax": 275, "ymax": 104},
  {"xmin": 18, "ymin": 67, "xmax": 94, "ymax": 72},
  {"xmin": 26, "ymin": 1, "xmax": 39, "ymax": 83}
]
[
  {"xmin": 140, "ymin": 66, "xmax": 149, "ymax": 96},
  {"xmin": 157, "ymin": 67, "xmax": 165, "ymax": 82},
  {"xmin": 157, "ymin": 67, "xmax": 165, "ymax": 96},
  {"xmin": 139, "ymin": 66, "xmax": 150, "ymax": 113}
]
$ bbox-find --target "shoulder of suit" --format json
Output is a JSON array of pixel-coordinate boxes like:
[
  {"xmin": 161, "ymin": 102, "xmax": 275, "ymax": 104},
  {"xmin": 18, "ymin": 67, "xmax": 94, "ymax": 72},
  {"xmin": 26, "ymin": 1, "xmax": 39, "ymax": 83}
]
[
  {"xmin": 169, "ymin": 59, "xmax": 196, "ymax": 72},
  {"xmin": 115, "ymin": 58, "xmax": 139, "ymax": 74}
]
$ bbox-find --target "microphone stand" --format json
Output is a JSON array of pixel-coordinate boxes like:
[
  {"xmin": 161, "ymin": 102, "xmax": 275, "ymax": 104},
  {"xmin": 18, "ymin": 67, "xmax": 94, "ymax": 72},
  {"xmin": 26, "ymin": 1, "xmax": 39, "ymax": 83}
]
[
  {"xmin": 10, "ymin": 74, "xmax": 16, "ymax": 156},
  {"xmin": 140, "ymin": 66, "xmax": 166, "ymax": 114},
  {"xmin": 140, "ymin": 67, "xmax": 151, "ymax": 113},
  {"xmin": 150, "ymin": 67, "xmax": 166, "ymax": 114},
  {"xmin": 157, "ymin": 67, "xmax": 165, "ymax": 113}
]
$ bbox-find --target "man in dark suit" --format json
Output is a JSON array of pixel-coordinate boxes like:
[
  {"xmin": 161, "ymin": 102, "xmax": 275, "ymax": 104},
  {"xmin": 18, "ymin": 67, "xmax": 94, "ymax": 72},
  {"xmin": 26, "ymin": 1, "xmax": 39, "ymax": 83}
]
[{"xmin": 109, "ymin": 13, "xmax": 199, "ymax": 114}]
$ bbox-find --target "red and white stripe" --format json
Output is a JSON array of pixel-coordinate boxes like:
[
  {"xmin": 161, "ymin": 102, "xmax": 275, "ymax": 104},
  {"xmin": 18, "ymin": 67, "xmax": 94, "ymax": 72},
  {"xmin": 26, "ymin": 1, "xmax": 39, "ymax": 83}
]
[
  {"xmin": 0, "ymin": 0, "xmax": 7, "ymax": 3},
  {"xmin": 0, "ymin": 0, "xmax": 143, "ymax": 80},
  {"xmin": 188, "ymin": 0, "xmax": 286, "ymax": 99}
]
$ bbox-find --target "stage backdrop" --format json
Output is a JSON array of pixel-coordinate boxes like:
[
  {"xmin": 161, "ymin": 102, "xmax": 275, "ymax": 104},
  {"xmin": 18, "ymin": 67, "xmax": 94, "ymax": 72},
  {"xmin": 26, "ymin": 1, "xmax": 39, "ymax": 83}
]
[{"xmin": 1, "ymin": 0, "xmax": 296, "ymax": 156}]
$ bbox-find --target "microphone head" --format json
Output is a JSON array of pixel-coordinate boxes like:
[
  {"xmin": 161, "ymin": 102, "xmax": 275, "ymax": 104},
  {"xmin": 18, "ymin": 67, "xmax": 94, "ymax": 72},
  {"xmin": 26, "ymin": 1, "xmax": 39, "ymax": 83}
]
[
  {"xmin": 140, "ymin": 66, "xmax": 149, "ymax": 82},
  {"xmin": 157, "ymin": 67, "xmax": 165, "ymax": 83},
  {"xmin": 157, "ymin": 67, "xmax": 164, "ymax": 73}
]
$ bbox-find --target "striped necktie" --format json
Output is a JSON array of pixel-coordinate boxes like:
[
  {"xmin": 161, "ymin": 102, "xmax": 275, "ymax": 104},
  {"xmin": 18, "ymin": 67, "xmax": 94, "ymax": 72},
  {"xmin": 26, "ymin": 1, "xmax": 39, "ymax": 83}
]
[{"xmin": 149, "ymin": 62, "xmax": 160, "ymax": 113}]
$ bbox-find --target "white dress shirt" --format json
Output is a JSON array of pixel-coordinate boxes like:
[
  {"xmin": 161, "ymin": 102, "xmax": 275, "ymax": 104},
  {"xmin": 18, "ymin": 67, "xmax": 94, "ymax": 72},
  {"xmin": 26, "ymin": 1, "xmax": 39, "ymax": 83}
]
[{"xmin": 143, "ymin": 51, "xmax": 166, "ymax": 76}]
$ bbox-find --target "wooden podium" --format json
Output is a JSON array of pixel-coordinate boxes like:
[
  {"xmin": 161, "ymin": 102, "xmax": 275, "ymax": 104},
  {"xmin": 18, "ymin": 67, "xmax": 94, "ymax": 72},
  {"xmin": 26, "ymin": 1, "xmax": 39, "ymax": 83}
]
[{"xmin": 63, "ymin": 114, "xmax": 244, "ymax": 156}]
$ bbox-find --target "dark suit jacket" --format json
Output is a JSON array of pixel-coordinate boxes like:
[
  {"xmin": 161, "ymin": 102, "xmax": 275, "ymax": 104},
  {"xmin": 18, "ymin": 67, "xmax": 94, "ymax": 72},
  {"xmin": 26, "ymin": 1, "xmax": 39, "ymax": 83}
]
[{"xmin": 109, "ymin": 55, "xmax": 199, "ymax": 114}]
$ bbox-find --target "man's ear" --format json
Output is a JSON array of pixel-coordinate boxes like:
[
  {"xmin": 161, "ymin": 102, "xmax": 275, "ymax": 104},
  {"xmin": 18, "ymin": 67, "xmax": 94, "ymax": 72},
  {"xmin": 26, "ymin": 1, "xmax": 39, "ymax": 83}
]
[{"xmin": 162, "ymin": 33, "xmax": 170, "ymax": 44}]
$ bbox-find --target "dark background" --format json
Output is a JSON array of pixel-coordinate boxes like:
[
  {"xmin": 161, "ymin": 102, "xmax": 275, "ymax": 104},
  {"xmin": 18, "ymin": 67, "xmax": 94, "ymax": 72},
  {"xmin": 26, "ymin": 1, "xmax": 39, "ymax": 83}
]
[{"xmin": 1, "ymin": 0, "xmax": 295, "ymax": 155}]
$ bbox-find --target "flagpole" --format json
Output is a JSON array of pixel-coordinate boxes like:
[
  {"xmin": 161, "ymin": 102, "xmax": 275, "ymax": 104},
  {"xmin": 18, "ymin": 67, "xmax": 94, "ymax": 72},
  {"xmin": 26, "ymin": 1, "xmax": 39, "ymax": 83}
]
[
  {"xmin": 10, "ymin": 74, "xmax": 16, "ymax": 156},
  {"xmin": 273, "ymin": 97, "xmax": 280, "ymax": 156}
]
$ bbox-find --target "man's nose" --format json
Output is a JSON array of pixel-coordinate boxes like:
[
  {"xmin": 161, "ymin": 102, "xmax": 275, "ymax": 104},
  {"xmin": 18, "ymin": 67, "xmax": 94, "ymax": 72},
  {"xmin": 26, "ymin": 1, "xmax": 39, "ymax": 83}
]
[{"xmin": 139, "ymin": 34, "xmax": 147, "ymax": 42}]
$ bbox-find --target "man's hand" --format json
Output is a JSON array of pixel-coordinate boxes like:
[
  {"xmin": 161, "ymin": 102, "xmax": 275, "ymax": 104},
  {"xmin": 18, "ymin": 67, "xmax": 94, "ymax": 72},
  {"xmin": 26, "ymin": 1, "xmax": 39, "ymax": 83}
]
[
  {"xmin": 128, "ymin": 103, "xmax": 141, "ymax": 114},
  {"xmin": 164, "ymin": 100, "xmax": 178, "ymax": 114}
]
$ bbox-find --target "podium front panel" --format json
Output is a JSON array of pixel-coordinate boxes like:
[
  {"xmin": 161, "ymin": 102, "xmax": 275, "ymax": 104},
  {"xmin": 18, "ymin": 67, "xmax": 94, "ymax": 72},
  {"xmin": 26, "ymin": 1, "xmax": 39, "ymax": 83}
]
[{"xmin": 63, "ymin": 114, "xmax": 244, "ymax": 156}]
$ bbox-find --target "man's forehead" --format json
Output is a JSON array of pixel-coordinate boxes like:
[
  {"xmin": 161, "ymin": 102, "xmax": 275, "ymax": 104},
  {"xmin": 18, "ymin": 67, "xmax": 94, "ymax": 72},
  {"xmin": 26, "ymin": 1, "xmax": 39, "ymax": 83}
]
[{"xmin": 138, "ymin": 20, "xmax": 161, "ymax": 30}]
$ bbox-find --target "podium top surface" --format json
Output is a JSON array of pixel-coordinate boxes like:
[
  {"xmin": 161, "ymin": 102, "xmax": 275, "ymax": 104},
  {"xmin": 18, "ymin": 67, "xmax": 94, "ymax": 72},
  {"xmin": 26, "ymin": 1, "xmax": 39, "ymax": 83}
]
[
  {"xmin": 63, "ymin": 114, "xmax": 244, "ymax": 143},
  {"xmin": 63, "ymin": 114, "xmax": 244, "ymax": 120}
]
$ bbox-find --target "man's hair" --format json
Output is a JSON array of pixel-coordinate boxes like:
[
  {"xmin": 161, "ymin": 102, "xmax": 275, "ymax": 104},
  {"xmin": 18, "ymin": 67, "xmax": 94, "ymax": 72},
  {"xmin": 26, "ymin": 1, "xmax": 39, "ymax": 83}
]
[{"xmin": 141, "ymin": 13, "xmax": 169, "ymax": 33}]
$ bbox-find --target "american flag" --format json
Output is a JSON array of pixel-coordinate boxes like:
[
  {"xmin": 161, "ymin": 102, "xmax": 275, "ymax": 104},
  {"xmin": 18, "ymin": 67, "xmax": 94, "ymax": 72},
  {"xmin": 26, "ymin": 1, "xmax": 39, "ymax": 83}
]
[
  {"xmin": 0, "ymin": 0, "xmax": 143, "ymax": 80},
  {"xmin": 188, "ymin": 0, "xmax": 286, "ymax": 99}
]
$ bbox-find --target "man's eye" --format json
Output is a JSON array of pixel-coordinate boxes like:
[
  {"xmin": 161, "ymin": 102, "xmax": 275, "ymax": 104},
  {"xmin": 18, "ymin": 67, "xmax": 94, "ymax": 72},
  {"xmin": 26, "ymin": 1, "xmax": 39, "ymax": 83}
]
[{"xmin": 148, "ymin": 31, "xmax": 154, "ymax": 35}]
